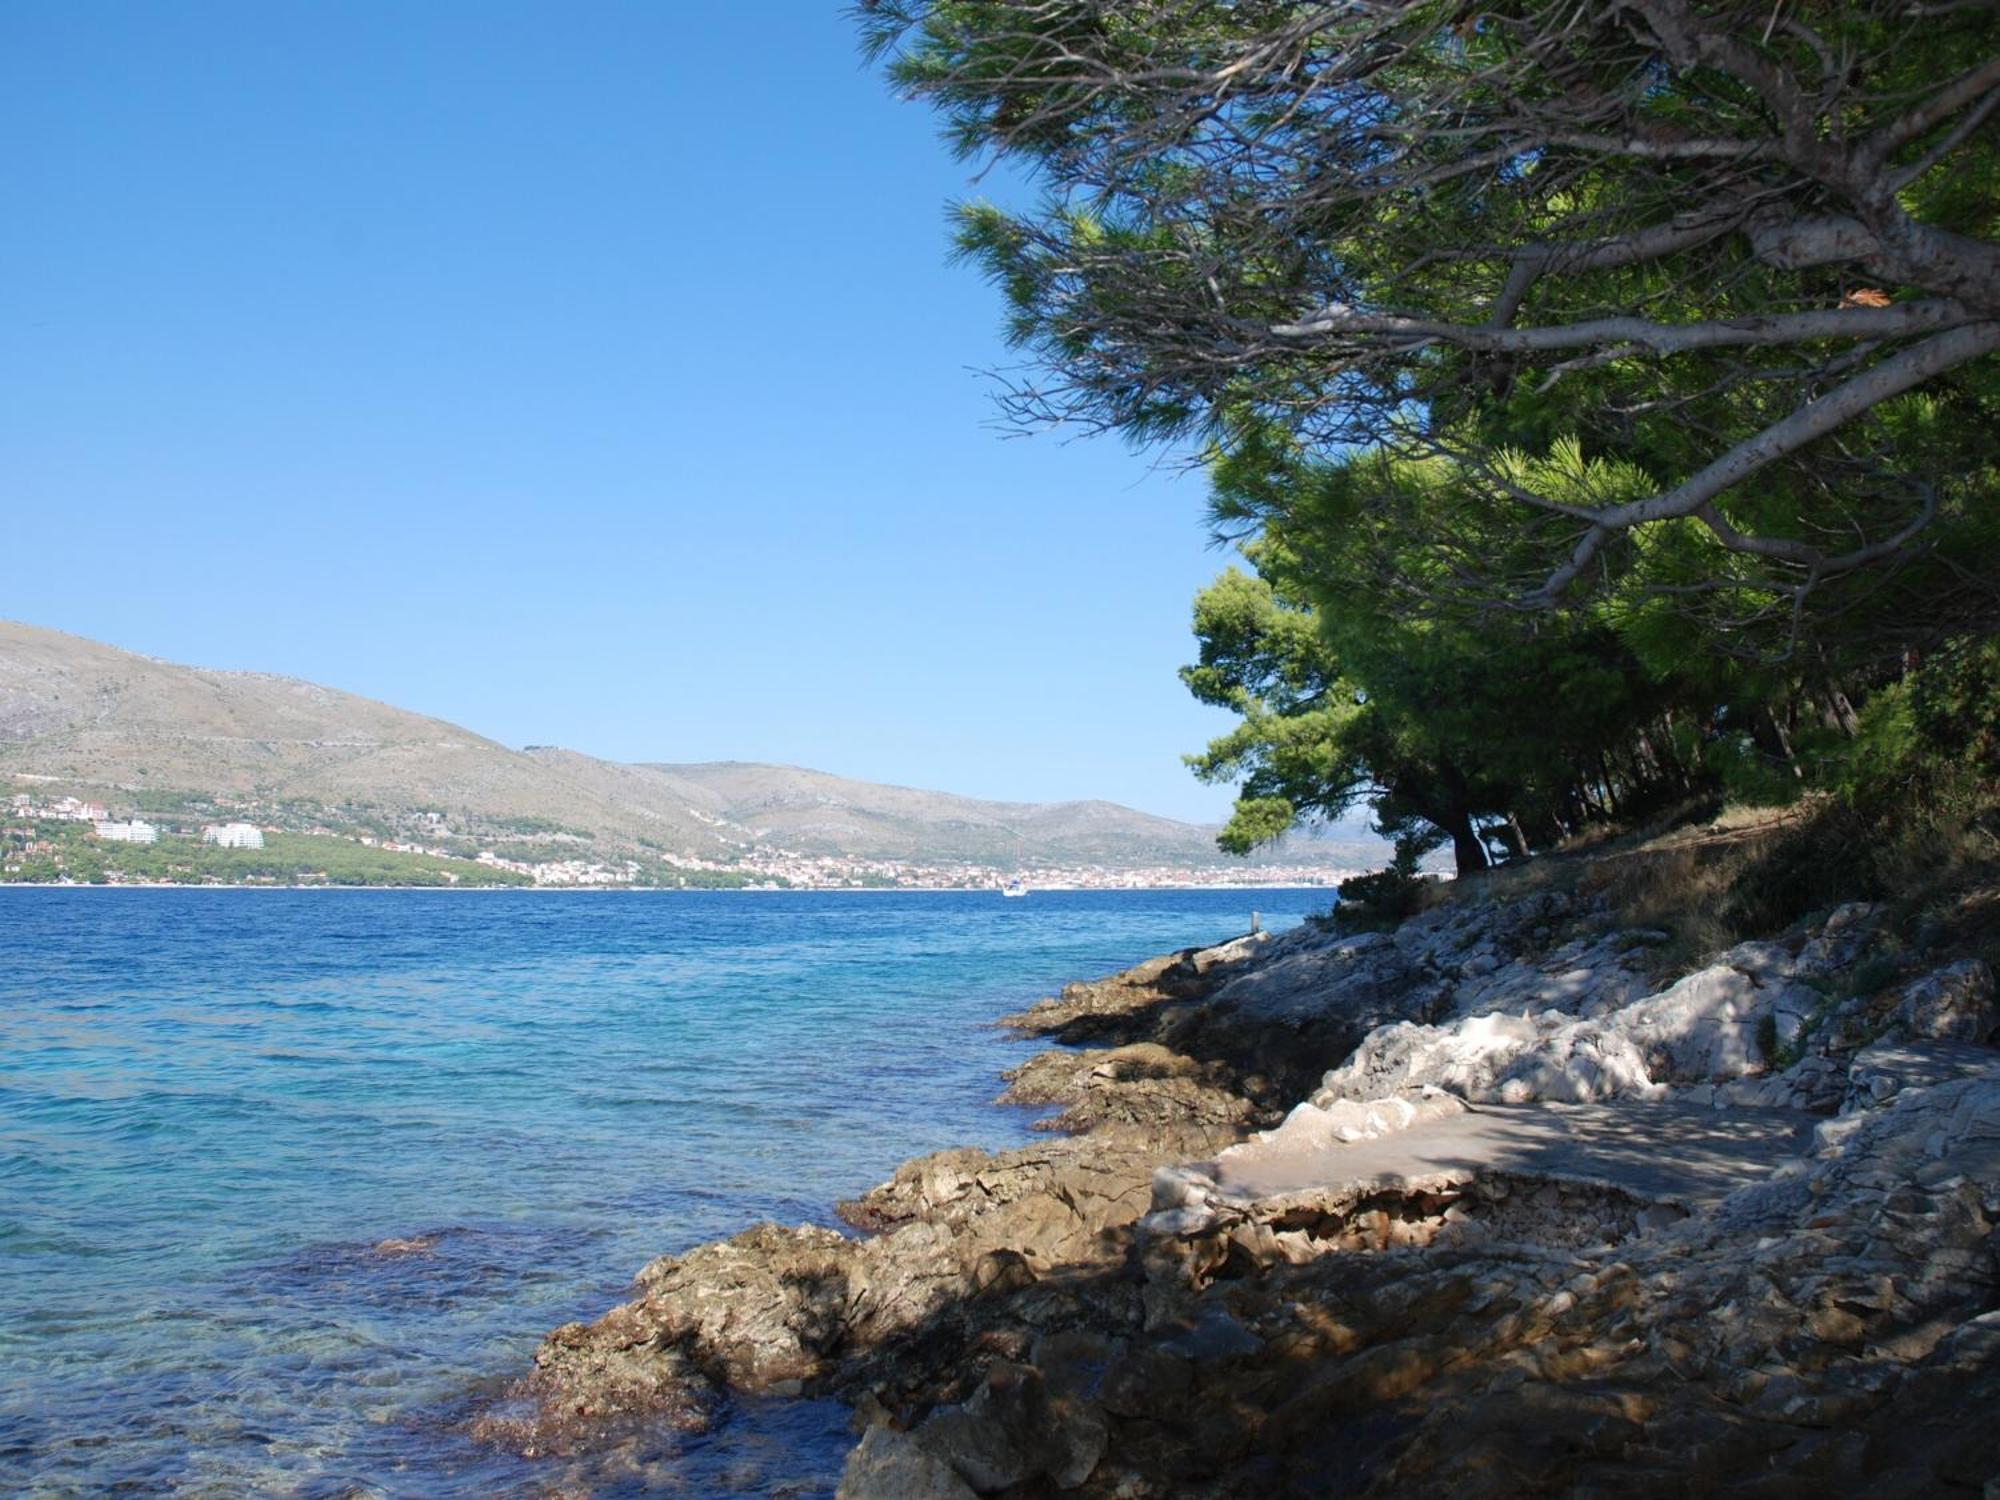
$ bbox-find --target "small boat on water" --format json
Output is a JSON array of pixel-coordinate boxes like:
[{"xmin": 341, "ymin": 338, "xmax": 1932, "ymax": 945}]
[{"xmin": 1000, "ymin": 878, "xmax": 1029, "ymax": 898}]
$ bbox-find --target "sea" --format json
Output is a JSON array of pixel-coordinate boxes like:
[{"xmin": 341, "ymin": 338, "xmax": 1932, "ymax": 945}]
[{"xmin": 0, "ymin": 886, "xmax": 1330, "ymax": 1497}]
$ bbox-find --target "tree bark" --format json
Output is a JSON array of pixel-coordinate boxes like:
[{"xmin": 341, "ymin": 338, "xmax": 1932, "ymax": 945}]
[
  {"xmin": 1447, "ymin": 816, "xmax": 1491, "ymax": 878},
  {"xmin": 1765, "ymin": 707, "xmax": 1805, "ymax": 780},
  {"xmin": 1437, "ymin": 762, "xmax": 1492, "ymax": 878}
]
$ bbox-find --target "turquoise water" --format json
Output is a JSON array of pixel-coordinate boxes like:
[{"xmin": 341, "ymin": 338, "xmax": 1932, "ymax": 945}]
[{"xmin": 0, "ymin": 887, "xmax": 1327, "ymax": 1496}]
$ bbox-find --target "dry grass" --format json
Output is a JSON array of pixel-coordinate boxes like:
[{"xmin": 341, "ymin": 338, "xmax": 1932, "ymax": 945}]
[
  {"xmin": 1574, "ymin": 809, "xmax": 1804, "ymax": 972},
  {"xmin": 1922, "ymin": 886, "xmax": 2000, "ymax": 975},
  {"xmin": 1419, "ymin": 802, "xmax": 1812, "ymax": 975},
  {"xmin": 1425, "ymin": 786, "xmax": 1998, "ymax": 984}
]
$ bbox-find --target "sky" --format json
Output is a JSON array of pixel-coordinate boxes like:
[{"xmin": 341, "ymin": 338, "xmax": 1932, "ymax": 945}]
[{"xmin": 1, "ymin": 2, "xmax": 1267, "ymax": 823}]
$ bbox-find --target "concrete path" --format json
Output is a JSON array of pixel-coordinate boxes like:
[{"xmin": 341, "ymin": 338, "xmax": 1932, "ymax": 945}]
[{"xmin": 1212, "ymin": 1099, "xmax": 1822, "ymax": 1209}]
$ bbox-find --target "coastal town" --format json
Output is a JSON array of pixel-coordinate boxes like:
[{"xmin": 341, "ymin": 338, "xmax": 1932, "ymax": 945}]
[
  {"xmin": 12, "ymin": 793, "xmax": 268, "ymax": 850},
  {"xmin": 0, "ymin": 784, "xmax": 1358, "ymax": 890},
  {"xmin": 700, "ymin": 846, "xmax": 1358, "ymax": 892}
]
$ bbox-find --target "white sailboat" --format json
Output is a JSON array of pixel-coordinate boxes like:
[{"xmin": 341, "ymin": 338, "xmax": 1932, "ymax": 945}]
[{"xmin": 1000, "ymin": 829, "xmax": 1029, "ymax": 896}]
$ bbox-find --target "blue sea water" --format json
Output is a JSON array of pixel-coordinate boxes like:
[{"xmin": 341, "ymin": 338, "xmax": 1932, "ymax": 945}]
[{"xmin": 0, "ymin": 887, "xmax": 1328, "ymax": 1497}]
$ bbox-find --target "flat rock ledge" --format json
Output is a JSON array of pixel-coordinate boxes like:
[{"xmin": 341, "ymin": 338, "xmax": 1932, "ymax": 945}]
[
  {"xmin": 479, "ymin": 891, "xmax": 2000, "ymax": 1498},
  {"xmin": 1149, "ymin": 1097, "xmax": 1824, "ymax": 1243}
]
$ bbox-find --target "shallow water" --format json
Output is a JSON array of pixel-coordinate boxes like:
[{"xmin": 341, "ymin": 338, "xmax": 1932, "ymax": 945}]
[{"xmin": 0, "ymin": 886, "xmax": 1327, "ymax": 1496}]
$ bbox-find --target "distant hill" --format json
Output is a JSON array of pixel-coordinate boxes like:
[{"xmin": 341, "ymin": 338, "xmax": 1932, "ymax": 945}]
[
  {"xmin": 0, "ymin": 620, "xmax": 1382, "ymax": 871},
  {"xmin": 0, "ymin": 620, "xmax": 739, "ymax": 857},
  {"xmin": 644, "ymin": 760, "xmax": 1271, "ymax": 865}
]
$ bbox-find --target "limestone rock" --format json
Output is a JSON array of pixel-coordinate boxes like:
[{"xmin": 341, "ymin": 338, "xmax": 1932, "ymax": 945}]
[
  {"xmin": 1843, "ymin": 1038, "xmax": 2000, "ymax": 1114},
  {"xmin": 1230, "ymin": 1088, "xmax": 1469, "ymax": 1164},
  {"xmin": 1204, "ymin": 930, "xmax": 1412, "ymax": 1027},
  {"xmin": 839, "ymin": 1425, "xmax": 980, "ymax": 1500},
  {"xmin": 492, "ymin": 869, "xmax": 2000, "ymax": 1500},
  {"xmin": 999, "ymin": 1043, "xmax": 1259, "ymax": 1136},
  {"xmin": 1315, "ymin": 934, "xmax": 1848, "ymax": 1110},
  {"xmin": 913, "ymin": 1362, "xmax": 1106, "ymax": 1493},
  {"xmin": 1891, "ymin": 958, "xmax": 1996, "ymax": 1043},
  {"xmin": 1614, "ymin": 949, "xmax": 1820, "ymax": 1080},
  {"xmin": 1794, "ymin": 902, "xmax": 1879, "ymax": 978},
  {"xmin": 1708, "ymin": 1053, "xmax": 1845, "ymax": 1113}
]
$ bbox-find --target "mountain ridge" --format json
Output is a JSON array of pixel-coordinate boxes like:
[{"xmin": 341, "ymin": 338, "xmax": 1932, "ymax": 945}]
[{"xmin": 0, "ymin": 619, "xmax": 1378, "ymax": 872}]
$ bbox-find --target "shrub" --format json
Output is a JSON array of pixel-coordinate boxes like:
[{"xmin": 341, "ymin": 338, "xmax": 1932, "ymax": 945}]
[
  {"xmin": 1722, "ymin": 641, "xmax": 2000, "ymax": 937},
  {"xmin": 1334, "ymin": 836, "xmax": 1441, "ymax": 931},
  {"xmin": 1909, "ymin": 638, "xmax": 2000, "ymax": 780}
]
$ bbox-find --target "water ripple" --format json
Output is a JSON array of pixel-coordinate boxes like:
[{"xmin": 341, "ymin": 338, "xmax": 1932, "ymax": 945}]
[{"xmin": 0, "ymin": 886, "xmax": 1324, "ymax": 1494}]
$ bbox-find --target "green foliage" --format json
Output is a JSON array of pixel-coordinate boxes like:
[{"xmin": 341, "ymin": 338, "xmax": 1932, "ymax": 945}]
[
  {"xmin": 1845, "ymin": 953, "xmax": 1906, "ymax": 1002},
  {"xmin": 1722, "ymin": 648, "xmax": 2000, "ymax": 936},
  {"xmin": 1818, "ymin": 639, "xmax": 2000, "ymax": 814},
  {"xmin": 1333, "ymin": 836, "xmax": 1441, "ymax": 932},
  {"xmin": 869, "ymin": 1, "xmax": 2000, "ymax": 912},
  {"xmin": 1833, "ymin": 684, "xmax": 1922, "ymax": 800},
  {"xmin": 870, "ymin": 0, "xmax": 2000, "ymax": 662},
  {"xmin": 0, "ymin": 825, "xmax": 533, "ymax": 888},
  {"xmin": 487, "ymin": 815, "xmax": 589, "ymax": 838},
  {"xmin": 1185, "ymin": 428, "xmax": 1720, "ymax": 872},
  {"xmin": 1754, "ymin": 1013, "xmax": 1781, "ymax": 1070},
  {"xmin": 1909, "ymin": 639, "xmax": 2000, "ymax": 779},
  {"xmin": 1701, "ymin": 733, "xmax": 1806, "ymax": 810},
  {"xmin": 653, "ymin": 867, "xmax": 765, "ymax": 890},
  {"xmin": 1215, "ymin": 797, "xmax": 1297, "ymax": 858}
]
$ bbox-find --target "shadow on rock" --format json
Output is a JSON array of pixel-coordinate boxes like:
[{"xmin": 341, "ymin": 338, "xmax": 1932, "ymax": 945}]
[{"xmin": 473, "ymin": 900, "xmax": 2000, "ymax": 1498}]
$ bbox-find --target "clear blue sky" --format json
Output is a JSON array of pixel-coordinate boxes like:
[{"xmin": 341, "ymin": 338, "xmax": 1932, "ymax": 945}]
[{"xmin": 2, "ymin": 2, "xmax": 1261, "ymax": 823}]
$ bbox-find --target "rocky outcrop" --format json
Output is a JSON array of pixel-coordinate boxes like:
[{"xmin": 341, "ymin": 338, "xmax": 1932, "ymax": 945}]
[
  {"xmin": 996, "ymin": 1043, "xmax": 1261, "ymax": 1137},
  {"xmin": 1309, "ymin": 931, "xmax": 1837, "ymax": 1112},
  {"xmin": 1156, "ymin": 1097, "xmax": 1821, "ymax": 1242},
  {"xmin": 1891, "ymin": 958, "xmax": 1996, "ymax": 1044},
  {"xmin": 487, "ymin": 877, "xmax": 2000, "ymax": 1498}
]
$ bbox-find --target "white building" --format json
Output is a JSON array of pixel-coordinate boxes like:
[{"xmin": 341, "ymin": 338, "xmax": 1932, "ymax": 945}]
[
  {"xmin": 95, "ymin": 819, "xmax": 158, "ymax": 845},
  {"xmin": 202, "ymin": 822, "xmax": 265, "ymax": 849}
]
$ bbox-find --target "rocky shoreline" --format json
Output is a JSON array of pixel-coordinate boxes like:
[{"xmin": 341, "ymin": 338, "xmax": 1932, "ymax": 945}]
[{"xmin": 480, "ymin": 874, "xmax": 2000, "ymax": 1497}]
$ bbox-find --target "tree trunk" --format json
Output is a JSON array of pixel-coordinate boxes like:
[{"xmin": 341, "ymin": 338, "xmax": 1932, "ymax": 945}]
[
  {"xmin": 1447, "ymin": 815, "xmax": 1491, "ymax": 877},
  {"xmin": 1765, "ymin": 708, "xmax": 1805, "ymax": 780},
  {"xmin": 1653, "ymin": 715, "xmax": 1695, "ymax": 789},
  {"xmin": 1437, "ymin": 761, "xmax": 1491, "ymax": 878},
  {"xmin": 1571, "ymin": 776, "xmax": 1598, "ymax": 824}
]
